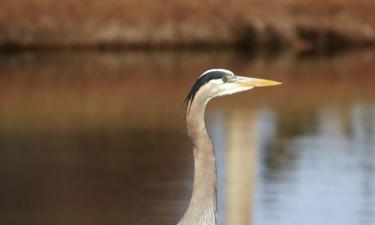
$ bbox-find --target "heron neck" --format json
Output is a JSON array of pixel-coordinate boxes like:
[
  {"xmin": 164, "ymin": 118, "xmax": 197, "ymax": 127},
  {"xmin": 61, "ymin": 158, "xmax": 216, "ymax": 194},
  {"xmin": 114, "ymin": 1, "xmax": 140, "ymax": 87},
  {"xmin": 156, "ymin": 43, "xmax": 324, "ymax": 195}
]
[
  {"xmin": 179, "ymin": 98, "xmax": 217, "ymax": 225},
  {"xmin": 186, "ymin": 98, "xmax": 210, "ymax": 143}
]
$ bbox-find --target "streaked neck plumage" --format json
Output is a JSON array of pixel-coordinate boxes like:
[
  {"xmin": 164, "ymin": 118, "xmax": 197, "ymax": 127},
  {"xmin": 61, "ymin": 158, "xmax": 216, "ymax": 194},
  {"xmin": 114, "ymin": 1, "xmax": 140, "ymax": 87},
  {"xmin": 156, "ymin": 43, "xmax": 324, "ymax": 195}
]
[{"xmin": 178, "ymin": 94, "xmax": 217, "ymax": 225}]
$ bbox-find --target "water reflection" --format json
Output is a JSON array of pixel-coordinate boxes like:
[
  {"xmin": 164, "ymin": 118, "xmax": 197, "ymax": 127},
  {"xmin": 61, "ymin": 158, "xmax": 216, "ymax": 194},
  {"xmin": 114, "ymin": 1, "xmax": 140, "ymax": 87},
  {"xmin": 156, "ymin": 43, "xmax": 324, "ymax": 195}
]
[
  {"xmin": 252, "ymin": 103, "xmax": 375, "ymax": 225},
  {"xmin": 0, "ymin": 50, "xmax": 375, "ymax": 225}
]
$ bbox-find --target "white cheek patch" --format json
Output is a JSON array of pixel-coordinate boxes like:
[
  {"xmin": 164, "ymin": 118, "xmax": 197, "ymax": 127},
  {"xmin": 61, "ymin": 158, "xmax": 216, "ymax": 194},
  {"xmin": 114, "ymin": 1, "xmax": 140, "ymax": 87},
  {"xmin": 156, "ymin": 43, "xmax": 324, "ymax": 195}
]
[
  {"xmin": 209, "ymin": 79, "xmax": 225, "ymax": 85},
  {"xmin": 218, "ymin": 83, "xmax": 254, "ymax": 96},
  {"xmin": 197, "ymin": 77, "xmax": 254, "ymax": 102}
]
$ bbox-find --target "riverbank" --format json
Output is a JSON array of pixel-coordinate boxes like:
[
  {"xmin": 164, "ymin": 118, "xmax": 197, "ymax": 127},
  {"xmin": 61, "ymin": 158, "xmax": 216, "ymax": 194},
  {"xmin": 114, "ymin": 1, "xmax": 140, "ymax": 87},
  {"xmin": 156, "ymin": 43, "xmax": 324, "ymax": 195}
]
[{"xmin": 1, "ymin": 0, "xmax": 375, "ymax": 51}]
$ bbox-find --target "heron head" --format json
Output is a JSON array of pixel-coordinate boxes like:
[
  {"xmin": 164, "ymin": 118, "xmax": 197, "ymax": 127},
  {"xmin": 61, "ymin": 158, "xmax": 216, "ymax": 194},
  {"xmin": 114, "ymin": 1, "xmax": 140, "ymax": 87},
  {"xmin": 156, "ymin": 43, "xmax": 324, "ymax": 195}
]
[{"xmin": 186, "ymin": 69, "xmax": 281, "ymax": 107}]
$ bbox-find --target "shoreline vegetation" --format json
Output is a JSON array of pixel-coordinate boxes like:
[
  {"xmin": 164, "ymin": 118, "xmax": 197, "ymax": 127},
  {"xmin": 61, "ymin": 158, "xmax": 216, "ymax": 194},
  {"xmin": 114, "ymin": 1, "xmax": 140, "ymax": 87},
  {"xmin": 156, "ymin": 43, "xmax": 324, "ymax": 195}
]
[{"xmin": 0, "ymin": 0, "xmax": 374, "ymax": 52}]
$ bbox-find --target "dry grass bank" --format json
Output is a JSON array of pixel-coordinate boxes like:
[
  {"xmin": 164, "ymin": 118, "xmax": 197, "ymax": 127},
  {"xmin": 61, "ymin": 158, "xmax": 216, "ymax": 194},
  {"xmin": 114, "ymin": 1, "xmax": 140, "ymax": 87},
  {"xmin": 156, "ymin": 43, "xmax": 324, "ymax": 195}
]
[{"xmin": 0, "ymin": 0, "xmax": 374, "ymax": 50}]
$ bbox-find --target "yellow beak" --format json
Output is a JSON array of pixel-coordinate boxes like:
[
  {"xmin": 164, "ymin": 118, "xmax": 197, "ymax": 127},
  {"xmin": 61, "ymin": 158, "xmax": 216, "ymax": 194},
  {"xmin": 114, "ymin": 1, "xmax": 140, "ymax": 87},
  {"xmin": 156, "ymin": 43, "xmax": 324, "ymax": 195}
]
[{"xmin": 235, "ymin": 76, "xmax": 282, "ymax": 87}]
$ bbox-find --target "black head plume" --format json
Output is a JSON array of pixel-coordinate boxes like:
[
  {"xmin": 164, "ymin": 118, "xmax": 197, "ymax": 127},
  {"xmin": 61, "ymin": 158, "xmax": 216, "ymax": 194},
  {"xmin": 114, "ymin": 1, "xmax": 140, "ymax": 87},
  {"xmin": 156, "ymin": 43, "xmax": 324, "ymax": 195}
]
[{"xmin": 185, "ymin": 69, "xmax": 233, "ymax": 106}]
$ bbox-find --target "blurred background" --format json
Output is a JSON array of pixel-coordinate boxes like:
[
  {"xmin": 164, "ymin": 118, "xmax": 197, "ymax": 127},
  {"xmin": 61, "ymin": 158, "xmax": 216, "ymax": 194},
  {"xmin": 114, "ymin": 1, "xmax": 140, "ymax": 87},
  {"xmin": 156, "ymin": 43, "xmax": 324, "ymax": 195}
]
[{"xmin": 1, "ymin": 1, "xmax": 375, "ymax": 225}]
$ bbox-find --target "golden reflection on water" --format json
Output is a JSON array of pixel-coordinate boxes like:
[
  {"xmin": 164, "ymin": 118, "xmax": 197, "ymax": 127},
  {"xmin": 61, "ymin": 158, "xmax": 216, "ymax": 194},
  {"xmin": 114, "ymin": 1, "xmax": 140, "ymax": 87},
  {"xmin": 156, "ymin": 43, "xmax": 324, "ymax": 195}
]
[
  {"xmin": 226, "ymin": 111, "xmax": 256, "ymax": 225},
  {"xmin": 0, "ymin": 50, "xmax": 375, "ymax": 225}
]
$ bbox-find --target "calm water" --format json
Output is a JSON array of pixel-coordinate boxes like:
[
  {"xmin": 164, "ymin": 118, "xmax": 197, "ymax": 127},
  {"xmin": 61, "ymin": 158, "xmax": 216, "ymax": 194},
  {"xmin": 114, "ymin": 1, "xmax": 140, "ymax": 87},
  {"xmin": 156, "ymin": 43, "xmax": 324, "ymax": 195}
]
[{"xmin": 0, "ymin": 50, "xmax": 375, "ymax": 225}]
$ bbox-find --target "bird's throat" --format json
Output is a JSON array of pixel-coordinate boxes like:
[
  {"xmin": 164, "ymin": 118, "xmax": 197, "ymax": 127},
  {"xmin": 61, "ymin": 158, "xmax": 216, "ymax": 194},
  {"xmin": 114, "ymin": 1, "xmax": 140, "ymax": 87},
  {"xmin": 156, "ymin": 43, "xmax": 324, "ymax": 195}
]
[{"xmin": 178, "ymin": 99, "xmax": 217, "ymax": 225}]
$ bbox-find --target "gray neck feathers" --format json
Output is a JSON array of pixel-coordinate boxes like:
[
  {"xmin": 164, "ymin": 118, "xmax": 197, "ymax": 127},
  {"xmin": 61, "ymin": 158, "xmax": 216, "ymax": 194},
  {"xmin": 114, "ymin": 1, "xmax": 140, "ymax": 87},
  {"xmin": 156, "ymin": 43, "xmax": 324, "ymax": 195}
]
[{"xmin": 178, "ymin": 94, "xmax": 217, "ymax": 225}]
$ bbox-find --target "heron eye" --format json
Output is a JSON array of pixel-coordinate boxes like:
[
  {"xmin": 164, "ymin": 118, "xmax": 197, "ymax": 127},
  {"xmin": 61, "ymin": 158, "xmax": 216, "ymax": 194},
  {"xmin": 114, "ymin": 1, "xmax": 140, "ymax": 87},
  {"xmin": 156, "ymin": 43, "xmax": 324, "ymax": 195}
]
[{"xmin": 222, "ymin": 77, "xmax": 228, "ymax": 83}]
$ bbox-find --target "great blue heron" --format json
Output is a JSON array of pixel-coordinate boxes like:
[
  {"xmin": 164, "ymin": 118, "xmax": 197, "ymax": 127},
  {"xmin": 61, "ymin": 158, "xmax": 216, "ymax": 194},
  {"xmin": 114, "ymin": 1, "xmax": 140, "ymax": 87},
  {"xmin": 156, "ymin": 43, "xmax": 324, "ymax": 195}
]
[{"xmin": 178, "ymin": 69, "xmax": 281, "ymax": 225}]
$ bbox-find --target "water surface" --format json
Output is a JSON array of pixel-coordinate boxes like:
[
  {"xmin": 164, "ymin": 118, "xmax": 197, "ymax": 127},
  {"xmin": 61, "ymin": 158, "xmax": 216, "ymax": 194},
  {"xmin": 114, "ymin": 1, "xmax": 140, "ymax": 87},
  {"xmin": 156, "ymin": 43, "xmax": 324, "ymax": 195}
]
[{"xmin": 0, "ymin": 50, "xmax": 375, "ymax": 225}]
